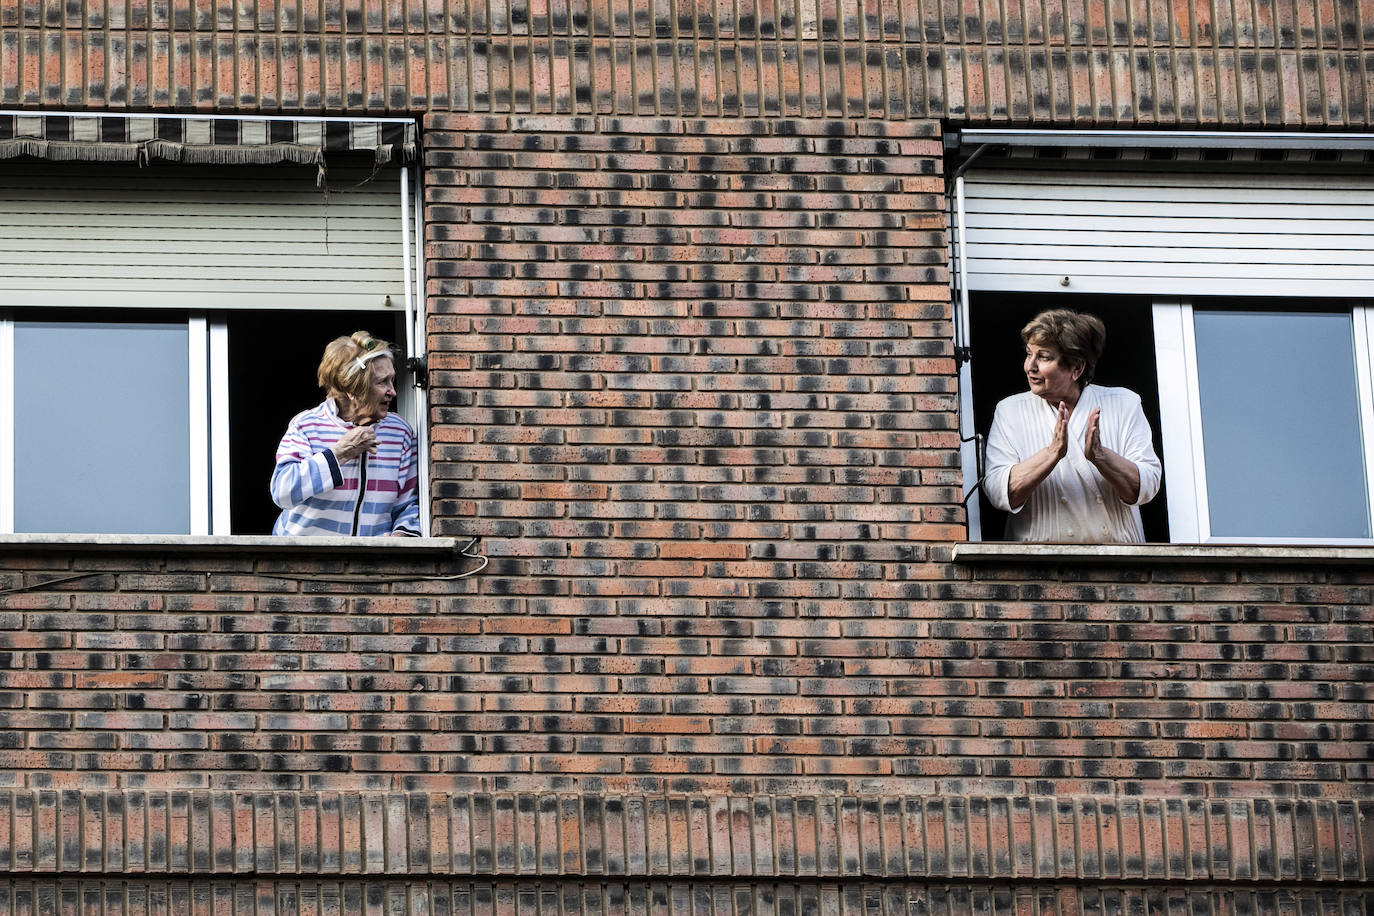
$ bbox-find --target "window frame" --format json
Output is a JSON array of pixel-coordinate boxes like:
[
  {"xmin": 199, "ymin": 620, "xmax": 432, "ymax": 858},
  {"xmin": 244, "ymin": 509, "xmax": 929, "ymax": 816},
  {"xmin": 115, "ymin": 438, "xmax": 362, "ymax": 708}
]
[
  {"xmin": 0, "ymin": 124, "xmax": 430, "ymax": 538},
  {"xmin": 1, "ymin": 305, "xmax": 427, "ymax": 537},
  {"xmin": 0, "ymin": 313, "xmax": 229, "ymax": 536},
  {"xmin": 1153, "ymin": 298, "xmax": 1374, "ymax": 545}
]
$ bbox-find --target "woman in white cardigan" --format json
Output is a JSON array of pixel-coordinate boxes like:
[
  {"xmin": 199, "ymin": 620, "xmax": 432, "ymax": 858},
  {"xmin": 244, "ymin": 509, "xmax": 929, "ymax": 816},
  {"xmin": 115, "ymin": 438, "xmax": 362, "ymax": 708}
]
[{"xmin": 984, "ymin": 309, "xmax": 1161, "ymax": 543}]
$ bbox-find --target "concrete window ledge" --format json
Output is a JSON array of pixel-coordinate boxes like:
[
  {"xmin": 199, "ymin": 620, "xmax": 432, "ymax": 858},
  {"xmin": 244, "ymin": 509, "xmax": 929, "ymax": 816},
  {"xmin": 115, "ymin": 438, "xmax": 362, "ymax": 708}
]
[
  {"xmin": 0, "ymin": 534, "xmax": 465, "ymax": 555},
  {"xmin": 954, "ymin": 542, "xmax": 1374, "ymax": 565}
]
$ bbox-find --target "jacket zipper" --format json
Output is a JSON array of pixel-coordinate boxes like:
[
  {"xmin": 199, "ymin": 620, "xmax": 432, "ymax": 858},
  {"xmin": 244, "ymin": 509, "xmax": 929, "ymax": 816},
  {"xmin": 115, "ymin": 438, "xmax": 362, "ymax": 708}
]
[{"xmin": 351, "ymin": 452, "xmax": 369, "ymax": 536}]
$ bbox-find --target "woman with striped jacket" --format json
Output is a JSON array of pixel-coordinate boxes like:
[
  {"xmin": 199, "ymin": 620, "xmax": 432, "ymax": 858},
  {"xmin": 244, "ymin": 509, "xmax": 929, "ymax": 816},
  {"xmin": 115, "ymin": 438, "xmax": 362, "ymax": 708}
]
[{"xmin": 271, "ymin": 331, "xmax": 420, "ymax": 537}]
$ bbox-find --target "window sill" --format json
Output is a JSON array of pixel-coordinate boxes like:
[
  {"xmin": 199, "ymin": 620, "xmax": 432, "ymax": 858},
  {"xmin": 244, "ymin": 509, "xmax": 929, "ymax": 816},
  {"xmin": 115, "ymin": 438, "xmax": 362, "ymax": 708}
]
[
  {"xmin": 0, "ymin": 534, "xmax": 463, "ymax": 555},
  {"xmin": 953, "ymin": 542, "xmax": 1374, "ymax": 565}
]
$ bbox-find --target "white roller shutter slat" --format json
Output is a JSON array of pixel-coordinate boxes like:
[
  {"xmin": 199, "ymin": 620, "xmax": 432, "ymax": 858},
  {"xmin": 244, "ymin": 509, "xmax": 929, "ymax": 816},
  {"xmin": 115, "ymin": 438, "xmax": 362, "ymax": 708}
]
[
  {"xmin": 0, "ymin": 163, "xmax": 405, "ymax": 311},
  {"xmin": 963, "ymin": 168, "xmax": 1374, "ymax": 296},
  {"xmin": 4, "ymin": 277, "xmax": 400, "ymax": 290},
  {"xmin": 968, "ymin": 229, "xmax": 1374, "ymax": 250},
  {"xmin": 968, "ymin": 170, "xmax": 1370, "ymax": 190},
  {"xmin": 972, "ymin": 244, "xmax": 1374, "ymax": 267},
  {"xmin": 972, "ymin": 259, "xmax": 1374, "ymax": 280},
  {"xmin": 3, "ymin": 290, "xmax": 396, "ymax": 309},
  {"xmin": 0, "ymin": 254, "xmax": 404, "ymax": 270},
  {"xmin": 967, "ymin": 214, "xmax": 1374, "ymax": 235},
  {"xmin": 966, "ymin": 197, "xmax": 1371, "ymax": 220},
  {"xmin": 0, "ymin": 238, "xmax": 394, "ymax": 254},
  {"xmin": 969, "ymin": 181, "xmax": 1374, "ymax": 204},
  {"xmin": 970, "ymin": 278, "xmax": 1373, "ymax": 297}
]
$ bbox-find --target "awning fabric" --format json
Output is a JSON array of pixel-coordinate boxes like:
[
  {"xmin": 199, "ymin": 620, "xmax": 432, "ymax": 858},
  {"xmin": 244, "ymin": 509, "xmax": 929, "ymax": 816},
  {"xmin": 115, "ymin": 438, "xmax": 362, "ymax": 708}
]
[{"xmin": 0, "ymin": 113, "xmax": 416, "ymax": 183}]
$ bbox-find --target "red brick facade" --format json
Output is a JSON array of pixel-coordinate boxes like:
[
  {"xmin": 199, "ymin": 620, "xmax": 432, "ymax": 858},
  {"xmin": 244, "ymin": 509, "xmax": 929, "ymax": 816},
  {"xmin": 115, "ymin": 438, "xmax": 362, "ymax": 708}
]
[
  {"xmin": 5, "ymin": 543, "xmax": 1367, "ymax": 797},
  {"xmin": 2, "ymin": 1, "xmax": 1373, "ymax": 913},
  {"xmin": 3, "ymin": 1, "xmax": 1372, "ymax": 126}
]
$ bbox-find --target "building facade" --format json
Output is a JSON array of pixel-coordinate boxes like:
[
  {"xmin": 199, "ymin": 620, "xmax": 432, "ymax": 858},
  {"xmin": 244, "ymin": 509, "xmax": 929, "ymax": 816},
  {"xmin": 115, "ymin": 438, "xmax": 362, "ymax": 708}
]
[{"xmin": 0, "ymin": 1, "xmax": 1372, "ymax": 913}]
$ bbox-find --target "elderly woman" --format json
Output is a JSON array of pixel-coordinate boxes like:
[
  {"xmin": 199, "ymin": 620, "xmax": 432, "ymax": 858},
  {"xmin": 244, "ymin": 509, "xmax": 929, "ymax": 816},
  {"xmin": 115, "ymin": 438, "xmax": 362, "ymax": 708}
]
[
  {"xmin": 984, "ymin": 309, "xmax": 1161, "ymax": 542},
  {"xmin": 271, "ymin": 331, "xmax": 420, "ymax": 536}
]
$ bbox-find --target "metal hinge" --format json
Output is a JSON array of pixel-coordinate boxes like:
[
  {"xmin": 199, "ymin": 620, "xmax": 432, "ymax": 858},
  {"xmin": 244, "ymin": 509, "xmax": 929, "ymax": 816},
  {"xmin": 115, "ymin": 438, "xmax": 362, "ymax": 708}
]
[{"xmin": 407, "ymin": 355, "xmax": 429, "ymax": 389}]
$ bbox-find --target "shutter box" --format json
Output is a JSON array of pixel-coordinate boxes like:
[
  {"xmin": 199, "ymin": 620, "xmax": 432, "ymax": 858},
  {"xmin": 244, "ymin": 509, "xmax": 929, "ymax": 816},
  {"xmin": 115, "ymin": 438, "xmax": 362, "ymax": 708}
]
[
  {"xmin": 961, "ymin": 168, "xmax": 1374, "ymax": 298},
  {"xmin": 0, "ymin": 161, "xmax": 404, "ymax": 311}
]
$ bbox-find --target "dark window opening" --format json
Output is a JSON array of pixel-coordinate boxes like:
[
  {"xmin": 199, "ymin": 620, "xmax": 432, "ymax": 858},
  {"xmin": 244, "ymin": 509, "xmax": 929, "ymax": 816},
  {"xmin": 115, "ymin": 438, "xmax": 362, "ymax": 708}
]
[
  {"xmin": 228, "ymin": 310, "xmax": 408, "ymax": 535},
  {"xmin": 967, "ymin": 293, "xmax": 1170, "ymax": 543}
]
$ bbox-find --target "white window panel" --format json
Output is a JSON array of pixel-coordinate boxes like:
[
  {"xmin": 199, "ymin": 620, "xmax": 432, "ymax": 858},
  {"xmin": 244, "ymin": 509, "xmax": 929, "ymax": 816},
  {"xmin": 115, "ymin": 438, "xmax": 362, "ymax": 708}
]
[
  {"xmin": 1154, "ymin": 300, "xmax": 1374, "ymax": 544},
  {"xmin": 8, "ymin": 317, "xmax": 202, "ymax": 535},
  {"xmin": 189, "ymin": 315, "xmax": 210, "ymax": 536},
  {"xmin": 209, "ymin": 320, "xmax": 231, "ymax": 535},
  {"xmin": 1355, "ymin": 308, "xmax": 1374, "ymax": 531},
  {"xmin": 1196, "ymin": 309, "xmax": 1368, "ymax": 539},
  {"xmin": 1152, "ymin": 301, "xmax": 1203, "ymax": 542},
  {"xmin": 0, "ymin": 319, "xmax": 12, "ymax": 531}
]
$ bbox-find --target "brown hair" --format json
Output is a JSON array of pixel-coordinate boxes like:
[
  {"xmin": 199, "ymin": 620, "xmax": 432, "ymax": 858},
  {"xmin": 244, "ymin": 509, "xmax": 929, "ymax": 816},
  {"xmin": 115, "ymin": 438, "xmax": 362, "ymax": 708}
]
[
  {"xmin": 316, "ymin": 331, "xmax": 394, "ymax": 403},
  {"xmin": 1020, "ymin": 309, "xmax": 1106, "ymax": 389}
]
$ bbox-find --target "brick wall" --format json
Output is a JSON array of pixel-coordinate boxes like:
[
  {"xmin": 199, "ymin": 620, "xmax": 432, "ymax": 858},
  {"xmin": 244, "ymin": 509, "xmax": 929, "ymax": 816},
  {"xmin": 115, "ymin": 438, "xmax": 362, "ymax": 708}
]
[
  {"xmin": 422, "ymin": 113, "xmax": 959, "ymax": 580},
  {"xmin": 5, "ymin": 3, "xmax": 1374, "ymax": 911},
  {"xmin": 1, "ymin": 880, "xmax": 1368, "ymax": 916},
  {"xmin": 0, "ymin": 545, "xmax": 1368, "ymax": 799},
  {"xmin": 3, "ymin": 1, "xmax": 1372, "ymax": 127},
  {"xmin": 0, "ymin": 793, "xmax": 1368, "ymax": 909},
  {"xmin": 0, "ymin": 544, "xmax": 1370, "ymax": 908}
]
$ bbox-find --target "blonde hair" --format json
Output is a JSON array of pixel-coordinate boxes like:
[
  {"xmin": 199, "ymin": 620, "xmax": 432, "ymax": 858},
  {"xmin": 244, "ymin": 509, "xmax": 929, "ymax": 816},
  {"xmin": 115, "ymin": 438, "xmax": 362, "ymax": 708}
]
[
  {"xmin": 1021, "ymin": 309, "xmax": 1106, "ymax": 389},
  {"xmin": 317, "ymin": 331, "xmax": 394, "ymax": 402}
]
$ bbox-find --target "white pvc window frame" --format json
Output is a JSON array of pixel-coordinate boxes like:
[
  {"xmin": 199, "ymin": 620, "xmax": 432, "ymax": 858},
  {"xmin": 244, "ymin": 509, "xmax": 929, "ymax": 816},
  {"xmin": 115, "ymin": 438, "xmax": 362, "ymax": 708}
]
[
  {"xmin": 409, "ymin": 164, "xmax": 431, "ymax": 537},
  {"xmin": 952, "ymin": 173, "xmax": 982, "ymax": 540},
  {"xmin": 1, "ymin": 303, "xmax": 427, "ymax": 537},
  {"xmin": 0, "ymin": 304, "xmax": 422, "ymax": 538},
  {"xmin": 0, "ymin": 313, "xmax": 226, "ymax": 535},
  {"xmin": 1153, "ymin": 299, "xmax": 1374, "ymax": 545},
  {"xmin": 400, "ymin": 163, "xmax": 431, "ymax": 537},
  {"xmin": 188, "ymin": 316, "xmax": 211, "ymax": 535},
  {"xmin": 208, "ymin": 320, "xmax": 231, "ymax": 534},
  {"xmin": 0, "ymin": 319, "xmax": 11, "ymax": 532}
]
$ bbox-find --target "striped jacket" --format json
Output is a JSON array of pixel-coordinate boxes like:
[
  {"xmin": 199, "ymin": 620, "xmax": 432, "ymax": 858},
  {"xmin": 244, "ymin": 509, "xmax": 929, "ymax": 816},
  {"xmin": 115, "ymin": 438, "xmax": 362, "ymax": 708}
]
[{"xmin": 271, "ymin": 398, "xmax": 421, "ymax": 537}]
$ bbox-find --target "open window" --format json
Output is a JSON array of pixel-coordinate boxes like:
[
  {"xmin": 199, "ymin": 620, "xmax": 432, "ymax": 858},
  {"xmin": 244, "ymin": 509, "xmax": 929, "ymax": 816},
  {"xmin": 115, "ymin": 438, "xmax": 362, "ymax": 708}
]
[
  {"xmin": 968, "ymin": 294, "xmax": 1169, "ymax": 542},
  {"xmin": 952, "ymin": 129, "xmax": 1374, "ymax": 545},
  {"xmin": 0, "ymin": 308, "xmax": 414, "ymax": 536},
  {"xmin": 0, "ymin": 114, "xmax": 426, "ymax": 536}
]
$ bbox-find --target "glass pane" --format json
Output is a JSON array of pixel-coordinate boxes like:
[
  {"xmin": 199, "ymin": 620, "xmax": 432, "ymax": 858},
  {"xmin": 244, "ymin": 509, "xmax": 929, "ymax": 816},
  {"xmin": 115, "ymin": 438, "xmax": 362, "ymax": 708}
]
[
  {"xmin": 13, "ymin": 321, "xmax": 191, "ymax": 534},
  {"xmin": 1194, "ymin": 310, "xmax": 1370, "ymax": 539}
]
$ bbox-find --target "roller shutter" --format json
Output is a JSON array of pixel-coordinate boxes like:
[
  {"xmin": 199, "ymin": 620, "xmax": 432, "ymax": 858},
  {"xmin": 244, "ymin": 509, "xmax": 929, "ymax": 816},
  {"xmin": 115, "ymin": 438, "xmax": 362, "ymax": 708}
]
[
  {"xmin": 961, "ymin": 168, "xmax": 1374, "ymax": 298},
  {"xmin": 0, "ymin": 161, "xmax": 404, "ymax": 310}
]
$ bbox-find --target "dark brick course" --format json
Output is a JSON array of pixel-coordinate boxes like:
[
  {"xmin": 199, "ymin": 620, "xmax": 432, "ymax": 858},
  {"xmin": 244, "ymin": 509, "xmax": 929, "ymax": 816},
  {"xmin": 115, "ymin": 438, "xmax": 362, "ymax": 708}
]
[
  {"xmin": 0, "ymin": 879, "xmax": 1370, "ymax": 916},
  {"xmin": 0, "ymin": 789, "xmax": 1366, "ymax": 883},
  {"xmin": 0, "ymin": 546, "xmax": 1369, "ymax": 800},
  {"xmin": 3, "ymin": 1, "xmax": 1373, "ymax": 125}
]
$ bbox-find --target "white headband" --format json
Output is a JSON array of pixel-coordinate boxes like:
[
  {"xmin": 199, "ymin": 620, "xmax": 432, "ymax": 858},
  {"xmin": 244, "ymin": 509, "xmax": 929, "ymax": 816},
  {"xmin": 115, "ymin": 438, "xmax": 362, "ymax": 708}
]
[{"xmin": 351, "ymin": 347, "xmax": 389, "ymax": 375}]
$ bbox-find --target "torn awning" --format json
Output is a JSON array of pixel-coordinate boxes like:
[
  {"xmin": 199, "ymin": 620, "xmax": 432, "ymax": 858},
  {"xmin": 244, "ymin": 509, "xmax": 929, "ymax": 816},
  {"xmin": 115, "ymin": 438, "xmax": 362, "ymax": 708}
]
[{"xmin": 0, "ymin": 112, "xmax": 416, "ymax": 182}]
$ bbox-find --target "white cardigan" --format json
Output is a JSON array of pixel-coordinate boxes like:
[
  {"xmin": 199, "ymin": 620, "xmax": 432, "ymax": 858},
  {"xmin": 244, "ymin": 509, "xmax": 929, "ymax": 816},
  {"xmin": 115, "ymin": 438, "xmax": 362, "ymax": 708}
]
[{"xmin": 984, "ymin": 385, "xmax": 1162, "ymax": 543}]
